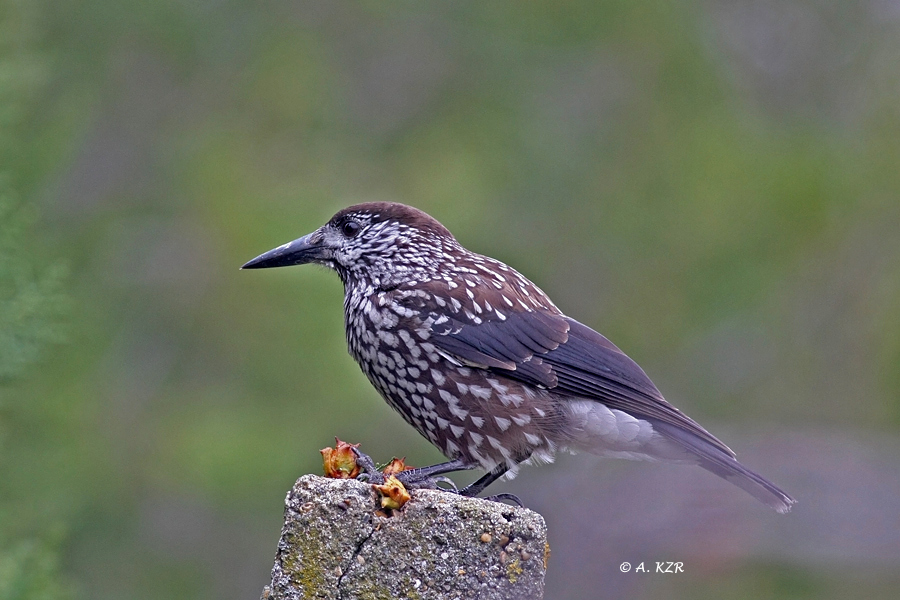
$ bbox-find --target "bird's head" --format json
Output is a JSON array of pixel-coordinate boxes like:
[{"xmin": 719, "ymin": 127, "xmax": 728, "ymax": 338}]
[{"xmin": 242, "ymin": 202, "xmax": 458, "ymax": 289}]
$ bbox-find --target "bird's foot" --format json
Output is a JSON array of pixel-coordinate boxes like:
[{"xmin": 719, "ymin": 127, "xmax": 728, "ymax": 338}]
[{"xmin": 351, "ymin": 448, "xmax": 386, "ymax": 486}]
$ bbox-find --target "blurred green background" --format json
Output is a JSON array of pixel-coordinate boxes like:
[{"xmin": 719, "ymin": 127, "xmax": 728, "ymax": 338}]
[{"xmin": 2, "ymin": 1, "xmax": 900, "ymax": 599}]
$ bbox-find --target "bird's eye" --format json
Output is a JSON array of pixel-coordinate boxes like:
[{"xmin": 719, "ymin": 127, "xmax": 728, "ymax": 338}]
[{"xmin": 340, "ymin": 220, "xmax": 361, "ymax": 238}]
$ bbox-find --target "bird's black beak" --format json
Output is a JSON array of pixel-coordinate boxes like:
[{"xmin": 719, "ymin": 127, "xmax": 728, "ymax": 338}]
[{"xmin": 241, "ymin": 233, "xmax": 325, "ymax": 270}]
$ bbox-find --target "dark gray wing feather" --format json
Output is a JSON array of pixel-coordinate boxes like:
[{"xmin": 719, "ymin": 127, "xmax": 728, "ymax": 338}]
[
  {"xmin": 428, "ymin": 309, "xmax": 734, "ymax": 457},
  {"xmin": 430, "ymin": 311, "xmax": 564, "ymax": 387}
]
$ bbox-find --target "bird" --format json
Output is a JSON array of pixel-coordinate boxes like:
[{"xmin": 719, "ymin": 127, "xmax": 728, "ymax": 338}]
[{"xmin": 242, "ymin": 202, "xmax": 795, "ymax": 513}]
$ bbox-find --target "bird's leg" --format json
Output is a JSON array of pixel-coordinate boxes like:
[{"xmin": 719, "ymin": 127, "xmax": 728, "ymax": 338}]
[
  {"xmin": 459, "ymin": 464, "xmax": 508, "ymax": 497},
  {"xmin": 457, "ymin": 464, "xmax": 524, "ymax": 506}
]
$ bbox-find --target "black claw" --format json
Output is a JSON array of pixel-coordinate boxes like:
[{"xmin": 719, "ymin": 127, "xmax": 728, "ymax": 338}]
[
  {"xmin": 481, "ymin": 493, "xmax": 524, "ymax": 507},
  {"xmin": 432, "ymin": 476, "xmax": 458, "ymax": 492}
]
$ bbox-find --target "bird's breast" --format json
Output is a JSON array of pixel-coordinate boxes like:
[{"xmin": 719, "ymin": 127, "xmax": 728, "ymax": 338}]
[{"xmin": 342, "ymin": 289, "xmax": 563, "ymax": 472}]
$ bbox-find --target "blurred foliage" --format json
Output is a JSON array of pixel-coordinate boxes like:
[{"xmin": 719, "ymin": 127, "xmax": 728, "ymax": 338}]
[
  {"xmin": 0, "ymin": 182, "xmax": 68, "ymax": 381},
  {"xmin": 0, "ymin": 538, "xmax": 72, "ymax": 600},
  {"xmin": 1, "ymin": 0, "xmax": 899, "ymax": 599},
  {"xmin": 0, "ymin": 178, "xmax": 71, "ymax": 600},
  {"xmin": 0, "ymin": 2, "xmax": 71, "ymax": 599}
]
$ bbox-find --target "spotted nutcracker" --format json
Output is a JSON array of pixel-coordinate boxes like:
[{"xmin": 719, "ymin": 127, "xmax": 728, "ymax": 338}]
[{"xmin": 243, "ymin": 202, "xmax": 795, "ymax": 513}]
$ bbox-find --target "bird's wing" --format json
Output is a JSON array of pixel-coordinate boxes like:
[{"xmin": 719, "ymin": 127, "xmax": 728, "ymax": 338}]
[
  {"xmin": 541, "ymin": 318, "xmax": 734, "ymax": 456},
  {"xmin": 419, "ymin": 298, "xmax": 734, "ymax": 458}
]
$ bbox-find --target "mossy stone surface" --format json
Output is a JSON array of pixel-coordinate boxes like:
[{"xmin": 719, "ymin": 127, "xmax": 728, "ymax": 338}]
[{"xmin": 262, "ymin": 475, "xmax": 547, "ymax": 600}]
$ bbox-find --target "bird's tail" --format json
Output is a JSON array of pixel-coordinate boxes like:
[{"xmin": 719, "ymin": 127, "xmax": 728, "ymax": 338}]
[{"xmin": 650, "ymin": 420, "xmax": 796, "ymax": 513}]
